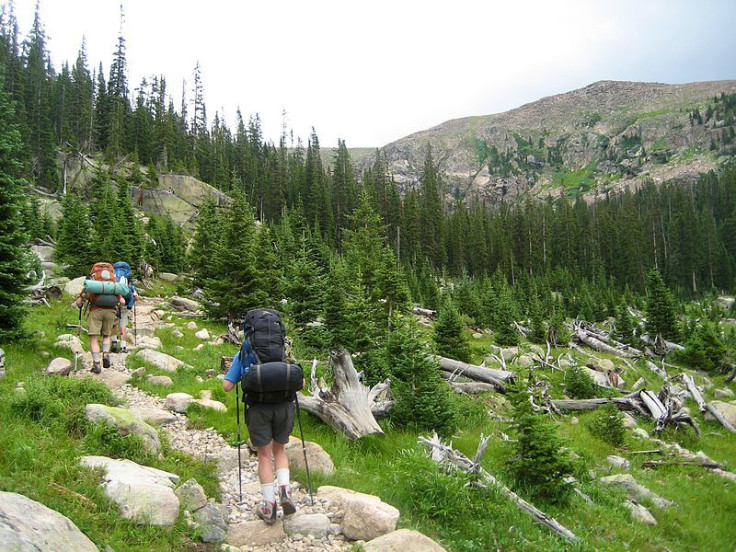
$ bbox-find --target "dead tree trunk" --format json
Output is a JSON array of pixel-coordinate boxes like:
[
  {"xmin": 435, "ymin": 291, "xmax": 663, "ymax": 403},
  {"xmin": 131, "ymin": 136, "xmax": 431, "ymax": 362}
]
[
  {"xmin": 682, "ymin": 374, "xmax": 736, "ymax": 434},
  {"xmin": 419, "ymin": 432, "xmax": 580, "ymax": 543},
  {"xmin": 297, "ymin": 350, "xmax": 391, "ymax": 440},
  {"xmin": 435, "ymin": 356, "xmax": 514, "ymax": 392},
  {"xmin": 573, "ymin": 328, "xmax": 635, "ymax": 358}
]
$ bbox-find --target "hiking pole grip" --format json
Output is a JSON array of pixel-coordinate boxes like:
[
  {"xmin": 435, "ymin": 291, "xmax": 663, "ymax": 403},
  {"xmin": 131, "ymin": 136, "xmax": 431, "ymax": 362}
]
[
  {"xmin": 235, "ymin": 383, "xmax": 243, "ymax": 503},
  {"xmin": 295, "ymin": 395, "xmax": 314, "ymax": 505}
]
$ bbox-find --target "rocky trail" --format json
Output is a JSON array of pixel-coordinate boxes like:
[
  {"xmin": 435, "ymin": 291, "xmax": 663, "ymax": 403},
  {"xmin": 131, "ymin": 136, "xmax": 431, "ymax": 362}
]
[{"xmin": 72, "ymin": 295, "xmax": 357, "ymax": 551}]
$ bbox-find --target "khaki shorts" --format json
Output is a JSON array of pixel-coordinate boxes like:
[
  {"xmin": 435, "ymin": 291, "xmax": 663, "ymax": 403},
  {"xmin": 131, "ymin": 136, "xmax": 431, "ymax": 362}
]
[
  {"xmin": 88, "ymin": 308, "xmax": 117, "ymax": 336},
  {"xmin": 119, "ymin": 307, "xmax": 129, "ymax": 329}
]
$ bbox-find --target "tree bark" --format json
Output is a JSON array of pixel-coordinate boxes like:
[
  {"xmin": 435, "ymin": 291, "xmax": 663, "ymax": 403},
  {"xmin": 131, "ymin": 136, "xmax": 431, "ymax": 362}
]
[
  {"xmin": 681, "ymin": 374, "xmax": 736, "ymax": 434},
  {"xmin": 296, "ymin": 350, "xmax": 390, "ymax": 440}
]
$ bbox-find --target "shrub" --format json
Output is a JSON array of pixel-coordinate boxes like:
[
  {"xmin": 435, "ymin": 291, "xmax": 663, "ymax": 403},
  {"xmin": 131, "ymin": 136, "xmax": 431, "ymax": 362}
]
[
  {"xmin": 564, "ymin": 366, "xmax": 597, "ymax": 399},
  {"xmin": 587, "ymin": 403, "xmax": 626, "ymax": 447}
]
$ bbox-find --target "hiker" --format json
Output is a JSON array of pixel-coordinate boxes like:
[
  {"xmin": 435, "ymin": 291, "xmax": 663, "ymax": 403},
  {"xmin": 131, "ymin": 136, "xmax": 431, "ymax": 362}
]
[
  {"xmin": 111, "ymin": 261, "xmax": 138, "ymax": 353},
  {"xmin": 223, "ymin": 309, "xmax": 301, "ymax": 525},
  {"xmin": 75, "ymin": 262, "xmax": 126, "ymax": 373}
]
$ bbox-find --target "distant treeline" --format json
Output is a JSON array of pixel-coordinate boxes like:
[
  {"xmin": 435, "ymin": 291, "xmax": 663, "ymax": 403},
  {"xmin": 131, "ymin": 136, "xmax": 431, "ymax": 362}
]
[{"xmin": 2, "ymin": 2, "xmax": 735, "ymax": 312}]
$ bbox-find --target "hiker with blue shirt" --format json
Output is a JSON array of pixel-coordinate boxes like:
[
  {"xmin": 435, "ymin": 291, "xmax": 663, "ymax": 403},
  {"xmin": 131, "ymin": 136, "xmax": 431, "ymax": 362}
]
[
  {"xmin": 111, "ymin": 261, "xmax": 138, "ymax": 352},
  {"xmin": 223, "ymin": 309, "xmax": 301, "ymax": 525}
]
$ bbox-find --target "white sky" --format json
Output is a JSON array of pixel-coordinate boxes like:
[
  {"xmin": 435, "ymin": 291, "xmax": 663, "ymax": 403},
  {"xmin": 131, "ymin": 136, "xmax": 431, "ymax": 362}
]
[{"xmin": 9, "ymin": 0, "xmax": 736, "ymax": 148}]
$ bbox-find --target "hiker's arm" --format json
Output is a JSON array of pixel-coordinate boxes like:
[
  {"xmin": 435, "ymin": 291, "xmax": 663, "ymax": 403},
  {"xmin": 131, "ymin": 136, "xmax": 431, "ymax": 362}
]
[
  {"xmin": 75, "ymin": 291, "xmax": 86, "ymax": 308},
  {"xmin": 223, "ymin": 351, "xmax": 244, "ymax": 392}
]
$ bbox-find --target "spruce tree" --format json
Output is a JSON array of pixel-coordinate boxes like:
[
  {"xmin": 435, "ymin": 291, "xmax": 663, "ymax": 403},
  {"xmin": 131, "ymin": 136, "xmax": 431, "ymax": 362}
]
[
  {"xmin": 613, "ymin": 303, "xmax": 635, "ymax": 345},
  {"xmin": 55, "ymin": 192, "xmax": 95, "ymax": 276},
  {"xmin": 0, "ymin": 76, "xmax": 29, "ymax": 340},
  {"xmin": 189, "ymin": 197, "xmax": 220, "ymax": 287},
  {"xmin": 645, "ymin": 269, "xmax": 680, "ymax": 341},
  {"xmin": 433, "ymin": 299, "xmax": 472, "ymax": 362},
  {"xmin": 387, "ymin": 318, "xmax": 457, "ymax": 437}
]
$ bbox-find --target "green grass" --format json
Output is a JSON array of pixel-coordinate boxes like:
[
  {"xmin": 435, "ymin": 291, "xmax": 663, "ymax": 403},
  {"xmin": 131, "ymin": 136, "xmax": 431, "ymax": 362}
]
[
  {"xmin": 4, "ymin": 294, "xmax": 736, "ymax": 552},
  {"xmin": 0, "ymin": 296, "xmax": 219, "ymax": 551}
]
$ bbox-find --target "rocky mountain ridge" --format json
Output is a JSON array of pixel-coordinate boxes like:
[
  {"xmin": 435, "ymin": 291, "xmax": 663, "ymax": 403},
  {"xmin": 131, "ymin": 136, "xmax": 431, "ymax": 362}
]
[{"xmin": 355, "ymin": 80, "xmax": 736, "ymax": 203}]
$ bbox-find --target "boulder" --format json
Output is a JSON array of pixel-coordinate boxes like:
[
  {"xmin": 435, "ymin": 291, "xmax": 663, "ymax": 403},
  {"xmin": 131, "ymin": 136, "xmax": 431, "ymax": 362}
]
[
  {"xmin": 54, "ymin": 334, "xmax": 85, "ymax": 356},
  {"xmin": 283, "ymin": 512, "xmax": 340, "ymax": 539},
  {"xmin": 170, "ymin": 296, "xmax": 202, "ymax": 312},
  {"xmin": 193, "ymin": 398, "xmax": 227, "ymax": 412},
  {"xmin": 192, "ymin": 502, "xmax": 228, "ymax": 543},
  {"xmin": 85, "ymin": 404, "xmax": 161, "ymax": 454},
  {"xmin": 46, "ymin": 357, "xmax": 72, "ymax": 376},
  {"xmin": 514, "ymin": 354, "xmax": 535, "ymax": 368},
  {"xmin": 64, "ymin": 276, "xmax": 87, "ymax": 297},
  {"xmin": 195, "ymin": 328, "xmax": 210, "ymax": 340},
  {"xmin": 286, "ymin": 437, "xmax": 336, "ymax": 476},
  {"xmin": 146, "ymin": 375, "xmax": 174, "ymax": 387},
  {"xmin": 0, "ymin": 491, "xmax": 98, "ymax": 551},
  {"xmin": 186, "ymin": 321, "xmax": 198, "ymax": 330},
  {"xmin": 136, "ymin": 335, "xmax": 162, "ymax": 350},
  {"xmin": 135, "ymin": 349, "xmax": 189, "ymax": 372},
  {"xmin": 599, "ymin": 474, "xmax": 673, "ymax": 508},
  {"xmin": 175, "ymin": 479, "xmax": 208, "ymax": 512},
  {"xmin": 624, "ymin": 500, "xmax": 657, "ymax": 525},
  {"xmin": 338, "ymin": 491, "xmax": 399, "ymax": 541},
  {"xmin": 716, "ymin": 296, "xmax": 735, "ymax": 310},
  {"xmin": 129, "ymin": 405, "xmax": 177, "ymax": 426},
  {"xmin": 364, "ymin": 529, "xmax": 447, "ymax": 551},
  {"xmin": 714, "ymin": 388, "xmax": 734, "ymax": 399},
  {"xmin": 159, "ymin": 272, "xmax": 180, "ymax": 282},
  {"xmin": 97, "ymin": 370, "xmax": 131, "ymax": 389},
  {"xmin": 607, "ymin": 455, "xmax": 631, "ymax": 470},
  {"xmin": 586, "ymin": 357, "xmax": 616, "ymax": 372},
  {"xmin": 80, "ymin": 456, "xmax": 180, "ymax": 526},
  {"xmin": 227, "ymin": 520, "xmax": 286, "ymax": 547},
  {"xmin": 31, "ymin": 244, "xmax": 55, "ymax": 262},
  {"xmin": 165, "ymin": 392, "xmax": 195, "ymax": 413}
]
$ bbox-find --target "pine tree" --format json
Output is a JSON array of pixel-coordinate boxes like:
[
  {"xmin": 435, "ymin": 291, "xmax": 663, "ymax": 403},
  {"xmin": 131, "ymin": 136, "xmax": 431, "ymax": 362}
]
[
  {"xmin": 205, "ymin": 192, "xmax": 261, "ymax": 321},
  {"xmin": 55, "ymin": 191, "xmax": 95, "ymax": 276},
  {"xmin": 0, "ymin": 76, "xmax": 29, "ymax": 340},
  {"xmin": 189, "ymin": 197, "xmax": 220, "ymax": 287},
  {"xmin": 386, "ymin": 318, "xmax": 457, "ymax": 436},
  {"xmin": 645, "ymin": 269, "xmax": 680, "ymax": 341},
  {"xmin": 613, "ymin": 303, "xmax": 635, "ymax": 345},
  {"xmin": 505, "ymin": 386, "xmax": 574, "ymax": 504},
  {"xmin": 433, "ymin": 299, "xmax": 471, "ymax": 362}
]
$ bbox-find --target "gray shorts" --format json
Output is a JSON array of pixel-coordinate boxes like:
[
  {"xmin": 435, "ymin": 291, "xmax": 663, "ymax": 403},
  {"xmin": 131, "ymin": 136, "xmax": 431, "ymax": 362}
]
[{"xmin": 245, "ymin": 401, "xmax": 295, "ymax": 447}]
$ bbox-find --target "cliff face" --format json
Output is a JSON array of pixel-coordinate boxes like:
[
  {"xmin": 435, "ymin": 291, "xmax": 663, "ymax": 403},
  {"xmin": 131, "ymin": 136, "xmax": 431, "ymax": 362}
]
[{"xmin": 357, "ymin": 80, "xmax": 736, "ymax": 203}]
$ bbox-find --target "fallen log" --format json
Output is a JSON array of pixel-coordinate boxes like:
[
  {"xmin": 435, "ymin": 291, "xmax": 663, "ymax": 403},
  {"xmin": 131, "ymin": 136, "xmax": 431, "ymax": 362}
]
[
  {"xmin": 574, "ymin": 328, "xmax": 634, "ymax": 358},
  {"xmin": 642, "ymin": 460, "xmax": 723, "ymax": 470},
  {"xmin": 412, "ymin": 306, "xmax": 437, "ymax": 318},
  {"xmin": 551, "ymin": 397, "xmax": 645, "ymax": 414},
  {"xmin": 296, "ymin": 350, "xmax": 390, "ymax": 440},
  {"xmin": 444, "ymin": 380, "xmax": 499, "ymax": 394},
  {"xmin": 419, "ymin": 432, "xmax": 580, "ymax": 543},
  {"xmin": 681, "ymin": 373, "xmax": 736, "ymax": 434},
  {"xmin": 435, "ymin": 356, "xmax": 514, "ymax": 392}
]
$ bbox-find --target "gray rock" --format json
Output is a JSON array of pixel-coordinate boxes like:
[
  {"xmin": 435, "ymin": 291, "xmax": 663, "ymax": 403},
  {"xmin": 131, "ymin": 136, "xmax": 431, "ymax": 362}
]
[
  {"xmin": 586, "ymin": 358, "xmax": 616, "ymax": 372},
  {"xmin": 159, "ymin": 272, "xmax": 180, "ymax": 282},
  {"xmin": 364, "ymin": 528, "xmax": 447, "ymax": 551},
  {"xmin": 0, "ymin": 491, "xmax": 98, "ymax": 552},
  {"xmin": 135, "ymin": 349, "xmax": 189, "ymax": 372},
  {"xmin": 165, "ymin": 392, "xmax": 195, "ymax": 413},
  {"xmin": 54, "ymin": 334, "xmax": 85, "ymax": 356},
  {"xmin": 704, "ymin": 401, "xmax": 736, "ymax": 426},
  {"xmin": 286, "ymin": 438, "xmax": 336, "ymax": 476},
  {"xmin": 176, "ymin": 479, "xmax": 208, "ymax": 512},
  {"xmin": 46, "ymin": 357, "xmax": 72, "ymax": 376},
  {"xmin": 599, "ymin": 474, "xmax": 673, "ymax": 508},
  {"xmin": 129, "ymin": 405, "xmax": 177, "ymax": 426},
  {"xmin": 170, "ymin": 295, "xmax": 201, "ymax": 311},
  {"xmin": 340, "ymin": 492, "xmax": 400, "ymax": 541},
  {"xmin": 80, "ymin": 456, "xmax": 180, "ymax": 526},
  {"xmin": 714, "ymin": 388, "xmax": 735, "ymax": 399},
  {"xmin": 193, "ymin": 502, "xmax": 229, "ymax": 543},
  {"xmin": 186, "ymin": 321, "xmax": 198, "ymax": 330},
  {"xmin": 624, "ymin": 500, "xmax": 657, "ymax": 525},
  {"xmin": 606, "ymin": 455, "xmax": 631, "ymax": 470},
  {"xmin": 85, "ymin": 404, "xmax": 161, "ymax": 454},
  {"xmin": 632, "ymin": 427, "xmax": 650, "ymax": 439},
  {"xmin": 147, "ymin": 375, "xmax": 174, "ymax": 386},
  {"xmin": 130, "ymin": 367, "xmax": 146, "ymax": 378},
  {"xmin": 227, "ymin": 520, "xmax": 286, "ymax": 547},
  {"xmin": 195, "ymin": 328, "xmax": 210, "ymax": 340},
  {"xmin": 31, "ymin": 244, "xmax": 55, "ymax": 262},
  {"xmin": 136, "ymin": 336, "xmax": 162, "ymax": 350},
  {"xmin": 193, "ymin": 398, "xmax": 227, "ymax": 412},
  {"xmin": 64, "ymin": 276, "xmax": 87, "ymax": 296},
  {"xmin": 283, "ymin": 512, "xmax": 339, "ymax": 538},
  {"xmin": 172, "ymin": 329, "xmax": 184, "ymax": 338}
]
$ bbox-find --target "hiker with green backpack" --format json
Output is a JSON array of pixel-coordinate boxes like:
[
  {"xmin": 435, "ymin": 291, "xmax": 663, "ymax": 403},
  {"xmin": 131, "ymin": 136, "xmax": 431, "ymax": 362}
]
[
  {"xmin": 75, "ymin": 262, "xmax": 128, "ymax": 373},
  {"xmin": 223, "ymin": 308, "xmax": 305, "ymax": 525}
]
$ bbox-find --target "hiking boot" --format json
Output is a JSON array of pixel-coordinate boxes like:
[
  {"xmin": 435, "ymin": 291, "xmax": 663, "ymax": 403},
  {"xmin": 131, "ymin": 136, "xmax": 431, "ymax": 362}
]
[
  {"xmin": 255, "ymin": 501, "xmax": 278, "ymax": 525},
  {"xmin": 102, "ymin": 354, "xmax": 111, "ymax": 368},
  {"xmin": 279, "ymin": 486, "xmax": 296, "ymax": 516},
  {"xmin": 91, "ymin": 362, "xmax": 102, "ymax": 374},
  {"xmin": 120, "ymin": 344, "xmax": 127, "ymax": 353},
  {"xmin": 110, "ymin": 341, "xmax": 118, "ymax": 353}
]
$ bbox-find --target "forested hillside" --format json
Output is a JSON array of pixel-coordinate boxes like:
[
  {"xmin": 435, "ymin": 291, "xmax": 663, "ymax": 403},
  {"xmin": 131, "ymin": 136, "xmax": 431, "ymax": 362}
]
[{"xmin": 1, "ymin": 4, "xmax": 736, "ymax": 551}]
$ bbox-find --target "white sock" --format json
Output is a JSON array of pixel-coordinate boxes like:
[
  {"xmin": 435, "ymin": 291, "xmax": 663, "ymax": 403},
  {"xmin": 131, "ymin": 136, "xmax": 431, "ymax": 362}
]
[
  {"xmin": 102, "ymin": 343, "xmax": 110, "ymax": 353},
  {"xmin": 261, "ymin": 483, "xmax": 275, "ymax": 503},
  {"xmin": 276, "ymin": 468, "xmax": 290, "ymax": 487},
  {"xmin": 92, "ymin": 352, "xmax": 101, "ymax": 363},
  {"xmin": 120, "ymin": 340, "xmax": 126, "ymax": 348}
]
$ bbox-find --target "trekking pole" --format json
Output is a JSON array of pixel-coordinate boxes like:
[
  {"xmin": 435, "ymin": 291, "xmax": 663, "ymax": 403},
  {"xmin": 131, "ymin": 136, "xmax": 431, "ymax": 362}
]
[
  {"xmin": 74, "ymin": 305, "xmax": 82, "ymax": 372},
  {"xmin": 133, "ymin": 303, "xmax": 137, "ymax": 346},
  {"xmin": 294, "ymin": 394, "xmax": 314, "ymax": 505},
  {"xmin": 235, "ymin": 382, "xmax": 243, "ymax": 502}
]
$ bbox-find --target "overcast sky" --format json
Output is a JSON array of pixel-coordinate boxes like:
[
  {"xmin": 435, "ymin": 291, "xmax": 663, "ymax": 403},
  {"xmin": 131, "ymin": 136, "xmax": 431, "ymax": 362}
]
[{"xmin": 9, "ymin": 0, "xmax": 736, "ymax": 148}]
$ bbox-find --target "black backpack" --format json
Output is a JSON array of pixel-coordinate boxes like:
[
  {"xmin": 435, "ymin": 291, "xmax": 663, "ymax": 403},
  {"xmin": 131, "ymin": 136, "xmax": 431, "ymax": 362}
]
[{"xmin": 240, "ymin": 309, "xmax": 303, "ymax": 403}]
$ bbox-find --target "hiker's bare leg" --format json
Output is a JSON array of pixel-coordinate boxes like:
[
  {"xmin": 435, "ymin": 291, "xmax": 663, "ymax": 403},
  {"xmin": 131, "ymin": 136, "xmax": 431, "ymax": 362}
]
[
  {"xmin": 89, "ymin": 336, "xmax": 100, "ymax": 354},
  {"xmin": 272, "ymin": 441, "xmax": 288, "ymax": 471},
  {"xmin": 257, "ymin": 442, "xmax": 274, "ymax": 484}
]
